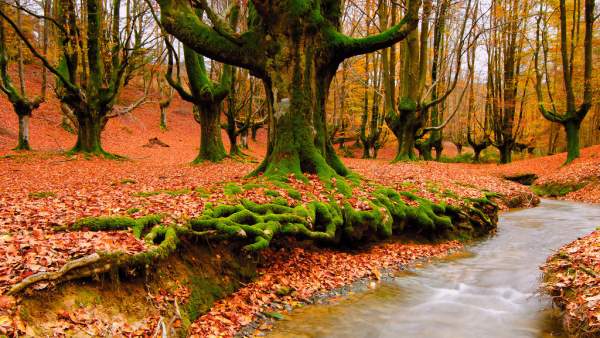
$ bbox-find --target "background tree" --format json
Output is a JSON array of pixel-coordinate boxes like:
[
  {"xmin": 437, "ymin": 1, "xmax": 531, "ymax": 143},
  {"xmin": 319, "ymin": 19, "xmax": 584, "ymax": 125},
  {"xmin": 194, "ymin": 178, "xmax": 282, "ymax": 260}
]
[
  {"xmin": 0, "ymin": 0, "xmax": 44, "ymax": 150},
  {"xmin": 166, "ymin": 42, "xmax": 232, "ymax": 163},
  {"xmin": 534, "ymin": 0, "xmax": 595, "ymax": 163},
  {"xmin": 0, "ymin": 0, "xmax": 152, "ymax": 156},
  {"xmin": 385, "ymin": 0, "xmax": 471, "ymax": 161},
  {"xmin": 487, "ymin": 0, "xmax": 530, "ymax": 164}
]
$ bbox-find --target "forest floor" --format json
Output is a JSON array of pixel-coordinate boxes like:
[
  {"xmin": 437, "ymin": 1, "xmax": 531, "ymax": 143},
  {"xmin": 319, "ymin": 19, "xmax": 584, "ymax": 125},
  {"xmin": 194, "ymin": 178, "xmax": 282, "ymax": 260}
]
[{"xmin": 0, "ymin": 69, "xmax": 599, "ymax": 336}]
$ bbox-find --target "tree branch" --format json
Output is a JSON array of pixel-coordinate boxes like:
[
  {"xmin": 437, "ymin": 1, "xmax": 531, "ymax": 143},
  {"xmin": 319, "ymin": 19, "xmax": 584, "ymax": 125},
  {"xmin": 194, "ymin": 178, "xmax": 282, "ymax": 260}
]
[
  {"xmin": 158, "ymin": 0, "xmax": 264, "ymax": 76},
  {"xmin": 335, "ymin": 0, "xmax": 419, "ymax": 59},
  {"xmin": 0, "ymin": 7, "xmax": 81, "ymax": 95}
]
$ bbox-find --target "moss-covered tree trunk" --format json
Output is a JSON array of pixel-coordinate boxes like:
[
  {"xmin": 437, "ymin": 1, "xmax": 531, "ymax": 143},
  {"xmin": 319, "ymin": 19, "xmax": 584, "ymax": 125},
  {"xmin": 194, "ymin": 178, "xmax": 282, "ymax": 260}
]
[
  {"xmin": 194, "ymin": 103, "xmax": 227, "ymax": 163},
  {"xmin": 564, "ymin": 120, "xmax": 580, "ymax": 163},
  {"xmin": 224, "ymin": 110, "xmax": 240, "ymax": 156},
  {"xmin": 72, "ymin": 113, "xmax": 105, "ymax": 153},
  {"xmin": 389, "ymin": 104, "xmax": 419, "ymax": 161}
]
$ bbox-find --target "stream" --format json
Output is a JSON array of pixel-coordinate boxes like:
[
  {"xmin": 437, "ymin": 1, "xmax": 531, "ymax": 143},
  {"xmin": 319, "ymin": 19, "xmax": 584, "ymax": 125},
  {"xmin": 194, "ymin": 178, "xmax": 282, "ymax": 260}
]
[{"xmin": 265, "ymin": 199, "xmax": 600, "ymax": 338}]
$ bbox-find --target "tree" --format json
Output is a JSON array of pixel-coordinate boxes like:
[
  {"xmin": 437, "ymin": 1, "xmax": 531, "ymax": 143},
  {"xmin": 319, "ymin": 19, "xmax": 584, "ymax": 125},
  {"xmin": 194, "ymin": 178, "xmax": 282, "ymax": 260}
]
[
  {"xmin": 0, "ymin": 1, "xmax": 44, "ymax": 151},
  {"xmin": 158, "ymin": 0, "xmax": 420, "ymax": 179},
  {"xmin": 166, "ymin": 43, "xmax": 231, "ymax": 162},
  {"xmin": 222, "ymin": 69, "xmax": 267, "ymax": 156},
  {"xmin": 385, "ymin": 0, "xmax": 471, "ymax": 161},
  {"xmin": 359, "ymin": 8, "xmax": 385, "ymax": 159},
  {"xmin": 464, "ymin": 0, "xmax": 490, "ymax": 162},
  {"xmin": 487, "ymin": 0, "xmax": 530, "ymax": 164},
  {"xmin": 0, "ymin": 0, "xmax": 151, "ymax": 156},
  {"xmin": 156, "ymin": 37, "xmax": 174, "ymax": 130},
  {"xmin": 534, "ymin": 0, "xmax": 595, "ymax": 163}
]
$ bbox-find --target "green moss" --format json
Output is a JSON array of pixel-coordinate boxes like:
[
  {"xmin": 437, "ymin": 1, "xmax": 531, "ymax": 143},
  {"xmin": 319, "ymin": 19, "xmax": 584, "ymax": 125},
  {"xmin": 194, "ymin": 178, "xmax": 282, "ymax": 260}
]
[
  {"xmin": 28, "ymin": 191, "xmax": 56, "ymax": 199},
  {"xmin": 186, "ymin": 276, "xmax": 227, "ymax": 321},
  {"xmin": 164, "ymin": 188, "xmax": 192, "ymax": 196},
  {"xmin": 132, "ymin": 188, "xmax": 192, "ymax": 197},
  {"xmin": 531, "ymin": 182, "xmax": 587, "ymax": 197},
  {"xmin": 242, "ymin": 183, "xmax": 263, "ymax": 190},
  {"xmin": 71, "ymin": 214, "xmax": 162, "ymax": 239},
  {"xmin": 119, "ymin": 178, "xmax": 137, "ymax": 185},
  {"xmin": 223, "ymin": 183, "xmax": 243, "ymax": 196},
  {"xmin": 126, "ymin": 207, "xmax": 141, "ymax": 215},
  {"xmin": 131, "ymin": 191, "xmax": 161, "ymax": 197},
  {"xmin": 286, "ymin": 188, "xmax": 302, "ymax": 200}
]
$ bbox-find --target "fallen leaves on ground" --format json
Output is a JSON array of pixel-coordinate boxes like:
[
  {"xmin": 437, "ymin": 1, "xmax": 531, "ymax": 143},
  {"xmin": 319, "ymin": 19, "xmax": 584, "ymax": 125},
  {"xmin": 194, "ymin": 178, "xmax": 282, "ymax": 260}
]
[{"xmin": 541, "ymin": 230, "xmax": 600, "ymax": 336}]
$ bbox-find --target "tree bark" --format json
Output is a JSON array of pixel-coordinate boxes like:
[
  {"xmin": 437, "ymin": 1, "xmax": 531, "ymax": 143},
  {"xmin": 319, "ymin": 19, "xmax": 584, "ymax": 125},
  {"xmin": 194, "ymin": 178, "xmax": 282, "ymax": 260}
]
[
  {"xmin": 15, "ymin": 113, "xmax": 31, "ymax": 150},
  {"xmin": 194, "ymin": 104, "xmax": 227, "ymax": 163},
  {"xmin": 564, "ymin": 120, "xmax": 581, "ymax": 163},
  {"xmin": 73, "ymin": 114, "xmax": 104, "ymax": 154}
]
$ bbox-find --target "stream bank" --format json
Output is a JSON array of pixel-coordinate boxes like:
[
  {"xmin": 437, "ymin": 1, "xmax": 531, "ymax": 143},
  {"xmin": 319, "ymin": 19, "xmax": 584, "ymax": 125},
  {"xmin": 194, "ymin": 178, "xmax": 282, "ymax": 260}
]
[{"xmin": 262, "ymin": 199, "xmax": 600, "ymax": 338}]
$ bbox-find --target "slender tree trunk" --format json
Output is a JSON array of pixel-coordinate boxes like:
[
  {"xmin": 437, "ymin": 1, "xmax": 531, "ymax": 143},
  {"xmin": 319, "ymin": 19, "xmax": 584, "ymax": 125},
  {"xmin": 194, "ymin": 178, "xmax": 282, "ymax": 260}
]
[
  {"xmin": 456, "ymin": 143, "xmax": 463, "ymax": 155},
  {"xmin": 159, "ymin": 105, "xmax": 168, "ymax": 130},
  {"xmin": 225, "ymin": 109, "xmax": 240, "ymax": 156},
  {"xmin": 15, "ymin": 113, "xmax": 31, "ymax": 150}
]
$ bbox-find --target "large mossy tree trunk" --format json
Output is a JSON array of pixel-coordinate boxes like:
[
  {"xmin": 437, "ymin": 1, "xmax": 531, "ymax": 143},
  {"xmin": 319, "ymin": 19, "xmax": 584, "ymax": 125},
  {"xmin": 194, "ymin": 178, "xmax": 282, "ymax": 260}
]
[
  {"xmin": 72, "ymin": 113, "xmax": 105, "ymax": 153},
  {"xmin": 159, "ymin": 0, "xmax": 419, "ymax": 178},
  {"xmin": 388, "ymin": 100, "xmax": 420, "ymax": 161},
  {"xmin": 167, "ymin": 40, "xmax": 233, "ymax": 163},
  {"xmin": 194, "ymin": 104, "xmax": 227, "ymax": 163}
]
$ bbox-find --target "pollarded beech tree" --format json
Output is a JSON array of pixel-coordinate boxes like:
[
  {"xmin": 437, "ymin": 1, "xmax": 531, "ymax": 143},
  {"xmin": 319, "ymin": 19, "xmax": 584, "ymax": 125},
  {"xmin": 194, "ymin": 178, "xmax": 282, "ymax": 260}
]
[
  {"xmin": 158, "ymin": 0, "xmax": 420, "ymax": 178},
  {"xmin": 534, "ymin": 0, "xmax": 595, "ymax": 163},
  {"xmin": 0, "ymin": 1, "xmax": 44, "ymax": 151},
  {"xmin": 0, "ymin": 0, "xmax": 151, "ymax": 156},
  {"xmin": 386, "ymin": 0, "xmax": 470, "ymax": 161},
  {"xmin": 166, "ymin": 41, "xmax": 232, "ymax": 162}
]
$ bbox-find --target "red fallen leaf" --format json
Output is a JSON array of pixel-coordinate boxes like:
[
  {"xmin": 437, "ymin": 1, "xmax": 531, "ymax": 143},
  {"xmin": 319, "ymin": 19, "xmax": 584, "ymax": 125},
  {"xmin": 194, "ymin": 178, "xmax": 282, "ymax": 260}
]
[
  {"xmin": 0, "ymin": 296, "xmax": 15, "ymax": 310},
  {"xmin": 57, "ymin": 310, "xmax": 71, "ymax": 320},
  {"xmin": 19, "ymin": 271, "xmax": 34, "ymax": 279}
]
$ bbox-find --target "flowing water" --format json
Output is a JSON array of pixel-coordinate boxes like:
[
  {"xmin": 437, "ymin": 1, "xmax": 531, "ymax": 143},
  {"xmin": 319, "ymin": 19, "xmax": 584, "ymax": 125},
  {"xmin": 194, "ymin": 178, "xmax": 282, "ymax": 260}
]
[{"xmin": 266, "ymin": 199, "xmax": 600, "ymax": 338}]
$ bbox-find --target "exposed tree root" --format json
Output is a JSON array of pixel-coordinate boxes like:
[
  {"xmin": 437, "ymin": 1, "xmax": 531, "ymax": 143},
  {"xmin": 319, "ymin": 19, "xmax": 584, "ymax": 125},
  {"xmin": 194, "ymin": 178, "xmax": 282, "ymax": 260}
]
[{"xmin": 8, "ymin": 179, "xmax": 500, "ymax": 295}]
